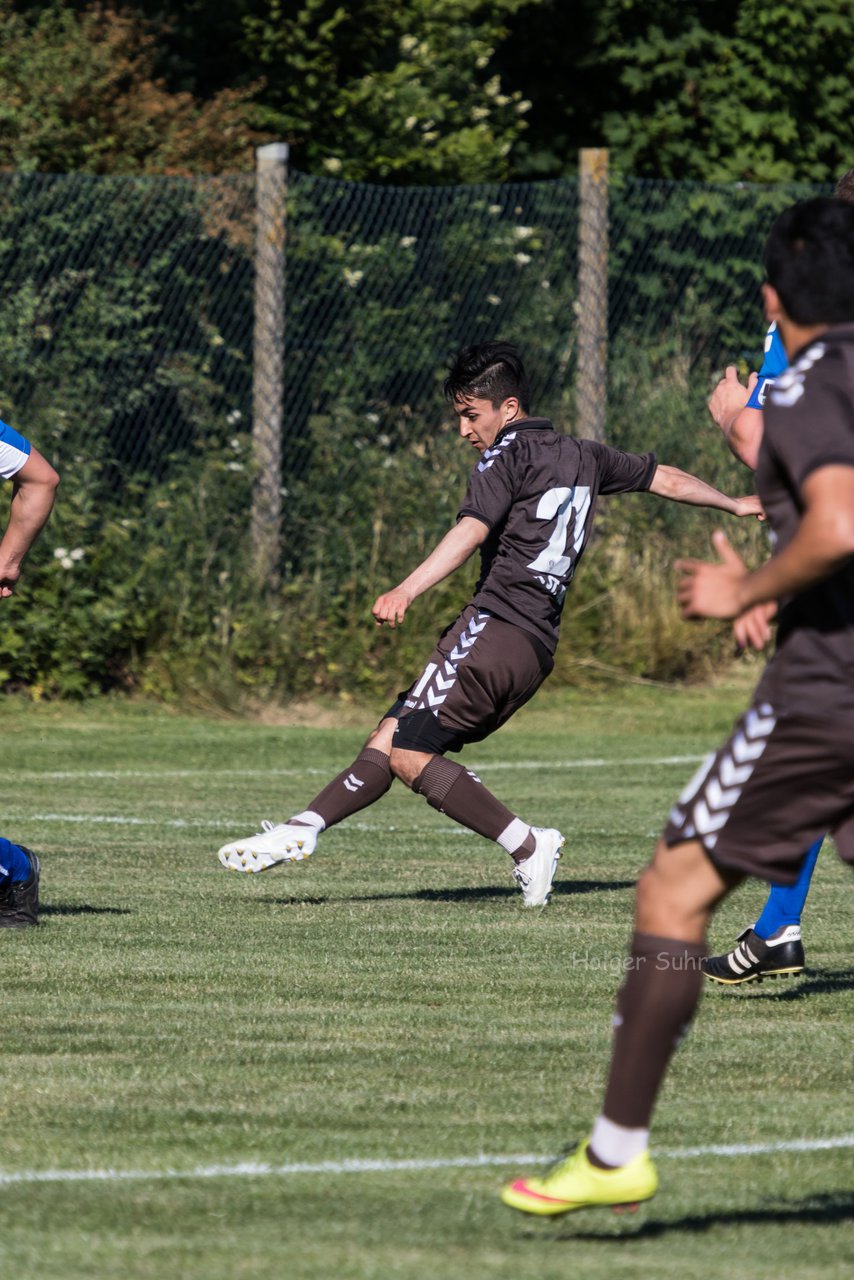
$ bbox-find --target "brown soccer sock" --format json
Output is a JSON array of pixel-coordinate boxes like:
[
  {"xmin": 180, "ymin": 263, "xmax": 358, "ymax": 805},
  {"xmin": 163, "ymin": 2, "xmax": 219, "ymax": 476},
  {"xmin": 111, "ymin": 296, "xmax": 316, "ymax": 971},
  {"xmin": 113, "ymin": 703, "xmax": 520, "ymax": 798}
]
[
  {"xmin": 597, "ymin": 932, "xmax": 707, "ymax": 1134},
  {"xmin": 411, "ymin": 757, "xmax": 534, "ymax": 853},
  {"xmin": 293, "ymin": 748, "xmax": 393, "ymax": 830}
]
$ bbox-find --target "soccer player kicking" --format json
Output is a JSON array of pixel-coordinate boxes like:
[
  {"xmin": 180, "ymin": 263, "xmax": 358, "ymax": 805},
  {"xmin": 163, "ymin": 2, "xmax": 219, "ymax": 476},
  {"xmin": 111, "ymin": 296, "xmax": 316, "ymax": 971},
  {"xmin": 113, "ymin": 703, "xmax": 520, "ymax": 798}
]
[
  {"xmin": 0, "ymin": 420, "xmax": 60, "ymax": 927},
  {"xmin": 502, "ymin": 196, "xmax": 854, "ymax": 1214},
  {"xmin": 218, "ymin": 342, "xmax": 760, "ymax": 905},
  {"xmin": 701, "ymin": 168, "xmax": 854, "ymax": 985}
]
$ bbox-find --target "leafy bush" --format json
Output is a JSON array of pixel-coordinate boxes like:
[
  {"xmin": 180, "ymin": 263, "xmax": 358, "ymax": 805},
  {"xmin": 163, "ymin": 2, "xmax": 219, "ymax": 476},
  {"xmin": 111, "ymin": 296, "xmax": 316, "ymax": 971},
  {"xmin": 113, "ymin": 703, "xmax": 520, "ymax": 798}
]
[{"xmin": 0, "ymin": 339, "xmax": 769, "ymax": 707}]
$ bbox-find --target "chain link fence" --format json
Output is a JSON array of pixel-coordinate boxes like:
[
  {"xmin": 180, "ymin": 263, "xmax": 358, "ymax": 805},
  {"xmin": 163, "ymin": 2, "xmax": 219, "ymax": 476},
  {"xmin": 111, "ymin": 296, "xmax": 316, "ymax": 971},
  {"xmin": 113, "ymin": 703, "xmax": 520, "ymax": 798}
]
[
  {"xmin": 0, "ymin": 159, "xmax": 830, "ymax": 695},
  {"xmin": 0, "ymin": 164, "xmax": 822, "ymax": 483}
]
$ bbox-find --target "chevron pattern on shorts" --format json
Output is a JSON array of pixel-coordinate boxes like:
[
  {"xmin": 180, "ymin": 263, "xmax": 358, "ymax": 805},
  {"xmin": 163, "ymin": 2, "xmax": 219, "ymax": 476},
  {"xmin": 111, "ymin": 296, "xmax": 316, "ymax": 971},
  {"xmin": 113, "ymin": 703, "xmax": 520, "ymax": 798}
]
[
  {"xmin": 669, "ymin": 703, "xmax": 776, "ymax": 850},
  {"xmin": 404, "ymin": 611, "xmax": 491, "ymax": 717}
]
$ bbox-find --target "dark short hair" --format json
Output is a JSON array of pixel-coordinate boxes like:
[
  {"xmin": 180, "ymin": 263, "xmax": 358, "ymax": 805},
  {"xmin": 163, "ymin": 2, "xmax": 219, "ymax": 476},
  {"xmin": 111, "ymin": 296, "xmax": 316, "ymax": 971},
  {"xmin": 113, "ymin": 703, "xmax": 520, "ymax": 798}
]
[
  {"xmin": 444, "ymin": 341, "xmax": 531, "ymax": 413},
  {"xmin": 764, "ymin": 197, "xmax": 854, "ymax": 326},
  {"xmin": 835, "ymin": 168, "xmax": 854, "ymax": 203}
]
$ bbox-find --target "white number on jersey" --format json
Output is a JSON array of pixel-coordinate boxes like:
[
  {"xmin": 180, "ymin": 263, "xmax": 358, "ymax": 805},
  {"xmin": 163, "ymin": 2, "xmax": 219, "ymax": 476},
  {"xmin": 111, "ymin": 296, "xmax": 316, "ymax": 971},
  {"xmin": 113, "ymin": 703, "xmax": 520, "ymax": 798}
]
[{"xmin": 527, "ymin": 485, "xmax": 592, "ymax": 597}]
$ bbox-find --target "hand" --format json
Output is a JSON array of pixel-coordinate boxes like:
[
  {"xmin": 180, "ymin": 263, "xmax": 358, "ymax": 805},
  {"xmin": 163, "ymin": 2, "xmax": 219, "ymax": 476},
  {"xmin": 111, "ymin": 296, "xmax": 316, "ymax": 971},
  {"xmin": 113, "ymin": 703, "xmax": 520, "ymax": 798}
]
[
  {"xmin": 372, "ymin": 586, "xmax": 412, "ymax": 628},
  {"xmin": 732, "ymin": 493, "xmax": 765, "ymax": 520},
  {"xmin": 675, "ymin": 529, "xmax": 750, "ymax": 620},
  {"xmin": 0, "ymin": 563, "xmax": 20, "ymax": 599},
  {"xmin": 733, "ymin": 600, "xmax": 777, "ymax": 651},
  {"xmin": 708, "ymin": 366, "xmax": 757, "ymax": 431}
]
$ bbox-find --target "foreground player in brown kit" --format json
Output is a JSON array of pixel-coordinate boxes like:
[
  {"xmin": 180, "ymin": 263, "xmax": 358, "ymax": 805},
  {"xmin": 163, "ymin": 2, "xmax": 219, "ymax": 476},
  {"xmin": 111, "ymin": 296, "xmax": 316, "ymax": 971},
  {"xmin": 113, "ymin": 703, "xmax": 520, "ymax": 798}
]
[
  {"xmin": 218, "ymin": 343, "xmax": 760, "ymax": 905},
  {"xmin": 503, "ymin": 195, "xmax": 854, "ymax": 1215}
]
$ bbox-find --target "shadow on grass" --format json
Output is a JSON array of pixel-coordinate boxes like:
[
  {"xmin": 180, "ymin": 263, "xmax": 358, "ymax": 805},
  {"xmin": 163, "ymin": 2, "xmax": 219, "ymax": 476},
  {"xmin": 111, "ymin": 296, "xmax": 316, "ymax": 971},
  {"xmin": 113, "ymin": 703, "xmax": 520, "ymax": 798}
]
[
  {"xmin": 541, "ymin": 1190, "xmax": 854, "ymax": 1241},
  {"xmin": 257, "ymin": 879, "xmax": 635, "ymax": 907},
  {"xmin": 736, "ymin": 967, "xmax": 854, "ymax": 1000},
  {"xmin": 41, "ymin": 903, "xmax": 132, "ymax": 917}
]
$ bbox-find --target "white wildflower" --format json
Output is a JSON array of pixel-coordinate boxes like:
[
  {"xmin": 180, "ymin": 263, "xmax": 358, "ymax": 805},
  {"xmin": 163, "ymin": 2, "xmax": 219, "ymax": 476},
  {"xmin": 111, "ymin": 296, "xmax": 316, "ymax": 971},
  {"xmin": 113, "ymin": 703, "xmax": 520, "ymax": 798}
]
[
  {"xmin": 343, "ymin": 268, "xmax": 364, "ymax": 288},
  {"xmin": 227, "ymin": 409, "xmax": 242, "ymax": 425},
  {"xmin": 514, "ymin": 226, "xmax": 534, "ymax": 239},
  {"xmin": 323, "ymin": 157, "xmax": 343, "ymax": 174},
  {"xmin": 486, "ymin": 294, "xmax": 502, "ymax": 306},
  {"xmin": 399, "ymin": 236, "xmax": 417, "ymax": 248},
  {"xmin": 514, "ymin": 253, "xmax": 532, "ymax": 266}
]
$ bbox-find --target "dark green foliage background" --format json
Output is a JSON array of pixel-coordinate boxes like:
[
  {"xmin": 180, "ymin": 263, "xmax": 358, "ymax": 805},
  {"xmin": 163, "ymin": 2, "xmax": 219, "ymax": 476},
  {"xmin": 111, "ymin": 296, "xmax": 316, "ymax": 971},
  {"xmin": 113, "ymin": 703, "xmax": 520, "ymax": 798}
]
[{"xmin": 0, "ymin": 168, "xmax": 799, "ymax": 703}]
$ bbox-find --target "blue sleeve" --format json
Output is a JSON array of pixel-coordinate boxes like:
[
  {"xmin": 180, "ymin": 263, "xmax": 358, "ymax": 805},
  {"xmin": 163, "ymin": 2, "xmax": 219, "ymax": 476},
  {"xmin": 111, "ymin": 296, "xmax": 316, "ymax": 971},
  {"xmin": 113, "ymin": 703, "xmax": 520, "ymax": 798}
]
[
  {"xmin": 0, "ymin": 418, "xmax": 32, "ymax": 480},
  {"xmin": 746, "ymin": 323, "xmax": 789, "ymax": 409}
]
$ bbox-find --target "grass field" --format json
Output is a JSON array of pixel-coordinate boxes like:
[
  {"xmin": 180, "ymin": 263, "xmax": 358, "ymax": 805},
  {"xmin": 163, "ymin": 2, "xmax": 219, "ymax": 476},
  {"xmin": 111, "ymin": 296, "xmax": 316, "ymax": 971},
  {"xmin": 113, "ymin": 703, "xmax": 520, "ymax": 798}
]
[{"xmin": 3, "ymin": 681, "xmax": 854, "ymax": 1279}]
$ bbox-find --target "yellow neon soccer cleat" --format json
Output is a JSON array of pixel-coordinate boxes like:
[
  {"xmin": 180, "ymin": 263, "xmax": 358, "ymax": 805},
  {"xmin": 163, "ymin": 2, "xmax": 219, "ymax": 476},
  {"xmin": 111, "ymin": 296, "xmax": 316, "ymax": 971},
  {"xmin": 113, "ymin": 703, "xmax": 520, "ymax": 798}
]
[{"xmin": 501, "ymin": 1141, "xmax": 658, "ymax": 1216}]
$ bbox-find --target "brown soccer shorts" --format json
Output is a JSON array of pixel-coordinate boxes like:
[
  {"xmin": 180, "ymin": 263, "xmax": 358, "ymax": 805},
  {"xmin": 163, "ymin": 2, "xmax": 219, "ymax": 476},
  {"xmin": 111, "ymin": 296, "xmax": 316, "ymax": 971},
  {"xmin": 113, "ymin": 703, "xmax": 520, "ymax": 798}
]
[
  {"xmin": 386, "ymin": 604, "xmax": 554, "ymax": 756},
  {"xmin": 663, "ymin": 700, "xmax": 854, "ymax": 884}
]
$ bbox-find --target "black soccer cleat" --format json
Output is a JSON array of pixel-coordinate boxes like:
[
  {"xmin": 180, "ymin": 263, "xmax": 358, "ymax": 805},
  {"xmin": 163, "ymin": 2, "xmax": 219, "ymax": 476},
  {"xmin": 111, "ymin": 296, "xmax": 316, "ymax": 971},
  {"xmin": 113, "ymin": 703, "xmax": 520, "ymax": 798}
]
[
  {"xmin": 703, "ymin": 925, "xmax": 804, "ymax": 985},
  {"xmin": 0, "ymin": 847, "xmax": 40, "ymax": 928}
]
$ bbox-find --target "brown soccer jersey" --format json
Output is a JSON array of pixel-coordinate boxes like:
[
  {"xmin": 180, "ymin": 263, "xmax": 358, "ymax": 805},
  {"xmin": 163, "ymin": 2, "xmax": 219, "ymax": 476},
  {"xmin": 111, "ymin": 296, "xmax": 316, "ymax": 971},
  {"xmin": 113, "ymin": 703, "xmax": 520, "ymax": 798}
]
[
  {"xmin": 754, "ymin": 324, "xmax": 854, "ymax": 721},
  {"xmin": 457, "ymin": 418, "xmax": 657, "ymax": 654}
]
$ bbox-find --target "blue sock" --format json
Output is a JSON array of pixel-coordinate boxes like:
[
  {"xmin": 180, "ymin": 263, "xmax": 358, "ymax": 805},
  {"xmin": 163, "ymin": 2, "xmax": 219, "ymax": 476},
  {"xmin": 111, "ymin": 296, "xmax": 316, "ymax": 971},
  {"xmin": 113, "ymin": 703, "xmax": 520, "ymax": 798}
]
[
  {"xmin": 0, "ymin": 837, "xmax": 33, "ymax": 889},
  {"xmin": 753, "ymin": 837, "xmax": 823, "ymax": 938}
]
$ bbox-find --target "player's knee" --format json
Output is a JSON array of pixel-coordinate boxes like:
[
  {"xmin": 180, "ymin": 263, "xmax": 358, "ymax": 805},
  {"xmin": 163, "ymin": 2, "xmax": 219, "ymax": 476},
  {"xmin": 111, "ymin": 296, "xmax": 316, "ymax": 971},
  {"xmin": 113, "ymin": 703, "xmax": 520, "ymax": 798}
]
[
  {"xmin": 389, "ymin": 746, "xmax": 430, "ymax": 788},
  {"xmin": 636, "ymin": 837, "xmax": 729, "ymax": 938},
  {"xmin": 366, "ymin": 717, "xmax": 397, "ymax": 755},
  {"xmin": 407, "ymin": 753, "xmax": 457, "ymax": 806}
]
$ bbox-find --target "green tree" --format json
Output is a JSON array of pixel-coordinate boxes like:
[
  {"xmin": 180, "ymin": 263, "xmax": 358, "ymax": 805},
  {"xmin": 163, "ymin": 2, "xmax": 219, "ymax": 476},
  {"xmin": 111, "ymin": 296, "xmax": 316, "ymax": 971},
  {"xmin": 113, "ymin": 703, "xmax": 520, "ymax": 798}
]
[
  {"xmin": 0, "ymin": 1, "xmax": 259, "ymax": 173},
  {"xmin": 594, "ymin": 0, "xmax": 854, "ymax": 180},
  {"xmin": 241, "ymin": 0, "xmax": 542, "ymax": 182}
]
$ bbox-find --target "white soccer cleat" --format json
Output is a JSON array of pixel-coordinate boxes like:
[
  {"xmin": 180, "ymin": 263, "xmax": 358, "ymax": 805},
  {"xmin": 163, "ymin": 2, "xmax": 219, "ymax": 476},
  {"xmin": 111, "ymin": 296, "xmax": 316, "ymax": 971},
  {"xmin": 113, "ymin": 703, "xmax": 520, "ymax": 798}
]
[
  {"xmin": 513, "ymin": 827, "xmax": 565, "ymax": 907},
  {"xmin": 217, "ymin": 820, "xmax": 318, "ymax": 873}
]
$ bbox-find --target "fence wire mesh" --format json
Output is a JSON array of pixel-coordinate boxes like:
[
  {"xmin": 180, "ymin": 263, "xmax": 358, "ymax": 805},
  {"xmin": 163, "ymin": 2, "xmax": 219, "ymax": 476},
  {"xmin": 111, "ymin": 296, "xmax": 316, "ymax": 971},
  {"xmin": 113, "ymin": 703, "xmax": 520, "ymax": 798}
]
[{"xmin": 0, "ymin": 166, "xmax": 826, "ymax": 504}]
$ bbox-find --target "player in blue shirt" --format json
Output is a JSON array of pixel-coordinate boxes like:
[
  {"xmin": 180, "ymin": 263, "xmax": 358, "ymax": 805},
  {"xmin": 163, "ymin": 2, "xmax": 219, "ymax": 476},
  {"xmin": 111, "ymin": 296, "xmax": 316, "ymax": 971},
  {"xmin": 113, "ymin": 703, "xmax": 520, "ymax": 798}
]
[
  {"xmin": 0, "ymin": 417, "xmax": 60, "ymax": 927},
  {"xmin": 701, "ymin": 168, "xmax": 854, "ymax": 984}
]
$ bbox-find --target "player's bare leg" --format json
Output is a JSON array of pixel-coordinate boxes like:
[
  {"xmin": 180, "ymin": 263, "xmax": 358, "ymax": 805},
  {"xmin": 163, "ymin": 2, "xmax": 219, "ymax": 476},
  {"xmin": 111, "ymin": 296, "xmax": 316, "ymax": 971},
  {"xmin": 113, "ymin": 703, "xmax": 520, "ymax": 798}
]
[
  {"xmin": 217, "ymin": 718, "xmax": 398, "ymax": 872},
  {"xmin": 390, "ymin": 745, "xmax": 564, "ymax": 906},
  {"xmin": 502, "ymin": 839, "xmax": 742, "ymax": 1214}
]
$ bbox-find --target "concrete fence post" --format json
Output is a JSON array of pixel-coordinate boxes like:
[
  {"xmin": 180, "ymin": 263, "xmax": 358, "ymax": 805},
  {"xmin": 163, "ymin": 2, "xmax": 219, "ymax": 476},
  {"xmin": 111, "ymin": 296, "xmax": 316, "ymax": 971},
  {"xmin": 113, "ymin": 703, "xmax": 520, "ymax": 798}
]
[
  {"xmin": 576, "ymin": 147, "xmax": 609, "ymax": 442},
  {"xmin": 251, "ymin": 142, "xmax": 289, "ymax": 587}
]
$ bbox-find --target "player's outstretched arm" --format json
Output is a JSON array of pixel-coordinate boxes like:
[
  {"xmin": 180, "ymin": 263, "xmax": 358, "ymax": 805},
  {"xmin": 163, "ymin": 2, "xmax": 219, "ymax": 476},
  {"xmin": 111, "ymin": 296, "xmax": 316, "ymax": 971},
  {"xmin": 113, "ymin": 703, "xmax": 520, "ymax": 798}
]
[
  {"xmin": 372, "ymin": 515, "xmax": 488, "ymax": 628},
  {"xmin": 0, "ymin": 447, "xmax": 60, "ymax": 598},
  {"xmin": 677, "ymin": 465, "xmax": 854, "ymax": 620},
  {"xmin": 708, "ymin": 366, "xmax": 764, "ymax": 470},
  {"xmin": 647, "ymin": 463, "xmax": 763, "ymax": 518}
]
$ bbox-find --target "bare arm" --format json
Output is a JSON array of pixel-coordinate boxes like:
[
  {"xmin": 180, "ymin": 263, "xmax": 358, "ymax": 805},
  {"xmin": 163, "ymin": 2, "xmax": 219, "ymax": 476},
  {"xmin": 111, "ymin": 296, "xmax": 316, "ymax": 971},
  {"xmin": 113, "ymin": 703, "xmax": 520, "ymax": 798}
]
[
  {"xmin": 707, "ymin": 366, "xmax": 764, "ymax": 470},
  {"xmin": 0, "ymin": 447, "xmax": 60, "ymax": 597},
  {"xmin": 676, "ymin": 466, "xmax": 854, "ymax": 619},
  {"xmin": 723, "ymin": 405, "xmax": 764, "ymax": 471},
  {"xmin": 647, "ymin": 463, "xmax": 763, "ymax": 518},
  {"xmin": 372, "ymin": 515, "xmax": 489, "ymax": 627}
]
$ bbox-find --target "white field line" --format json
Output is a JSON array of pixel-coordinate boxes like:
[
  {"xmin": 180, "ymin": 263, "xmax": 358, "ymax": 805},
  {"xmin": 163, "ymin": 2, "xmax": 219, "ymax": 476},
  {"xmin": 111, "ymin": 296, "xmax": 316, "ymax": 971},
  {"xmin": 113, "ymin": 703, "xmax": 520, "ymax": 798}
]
[
  {"xmin": 0, "ymin": 1133, "xmax": 852, "ymax": 1188},
  {"xmin": 10, "ymin": 755, "xmax": 705, "ymax": 782},
  {"xmin": 11, "ymin": 752, "xmax": 704, "ymax": 831},
  {"xmin": 26, "ymin": 813, "xmax": 483, "ymax": 834}
]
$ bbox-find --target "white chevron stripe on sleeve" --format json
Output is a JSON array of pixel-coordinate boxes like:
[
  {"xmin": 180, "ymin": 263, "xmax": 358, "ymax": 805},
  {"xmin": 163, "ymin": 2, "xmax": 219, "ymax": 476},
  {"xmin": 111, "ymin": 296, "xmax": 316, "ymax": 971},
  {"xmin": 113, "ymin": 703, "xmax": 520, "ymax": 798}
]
[{"xmin": 719, "ymin": 754, "xmax": 754, "ymax": 787}]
